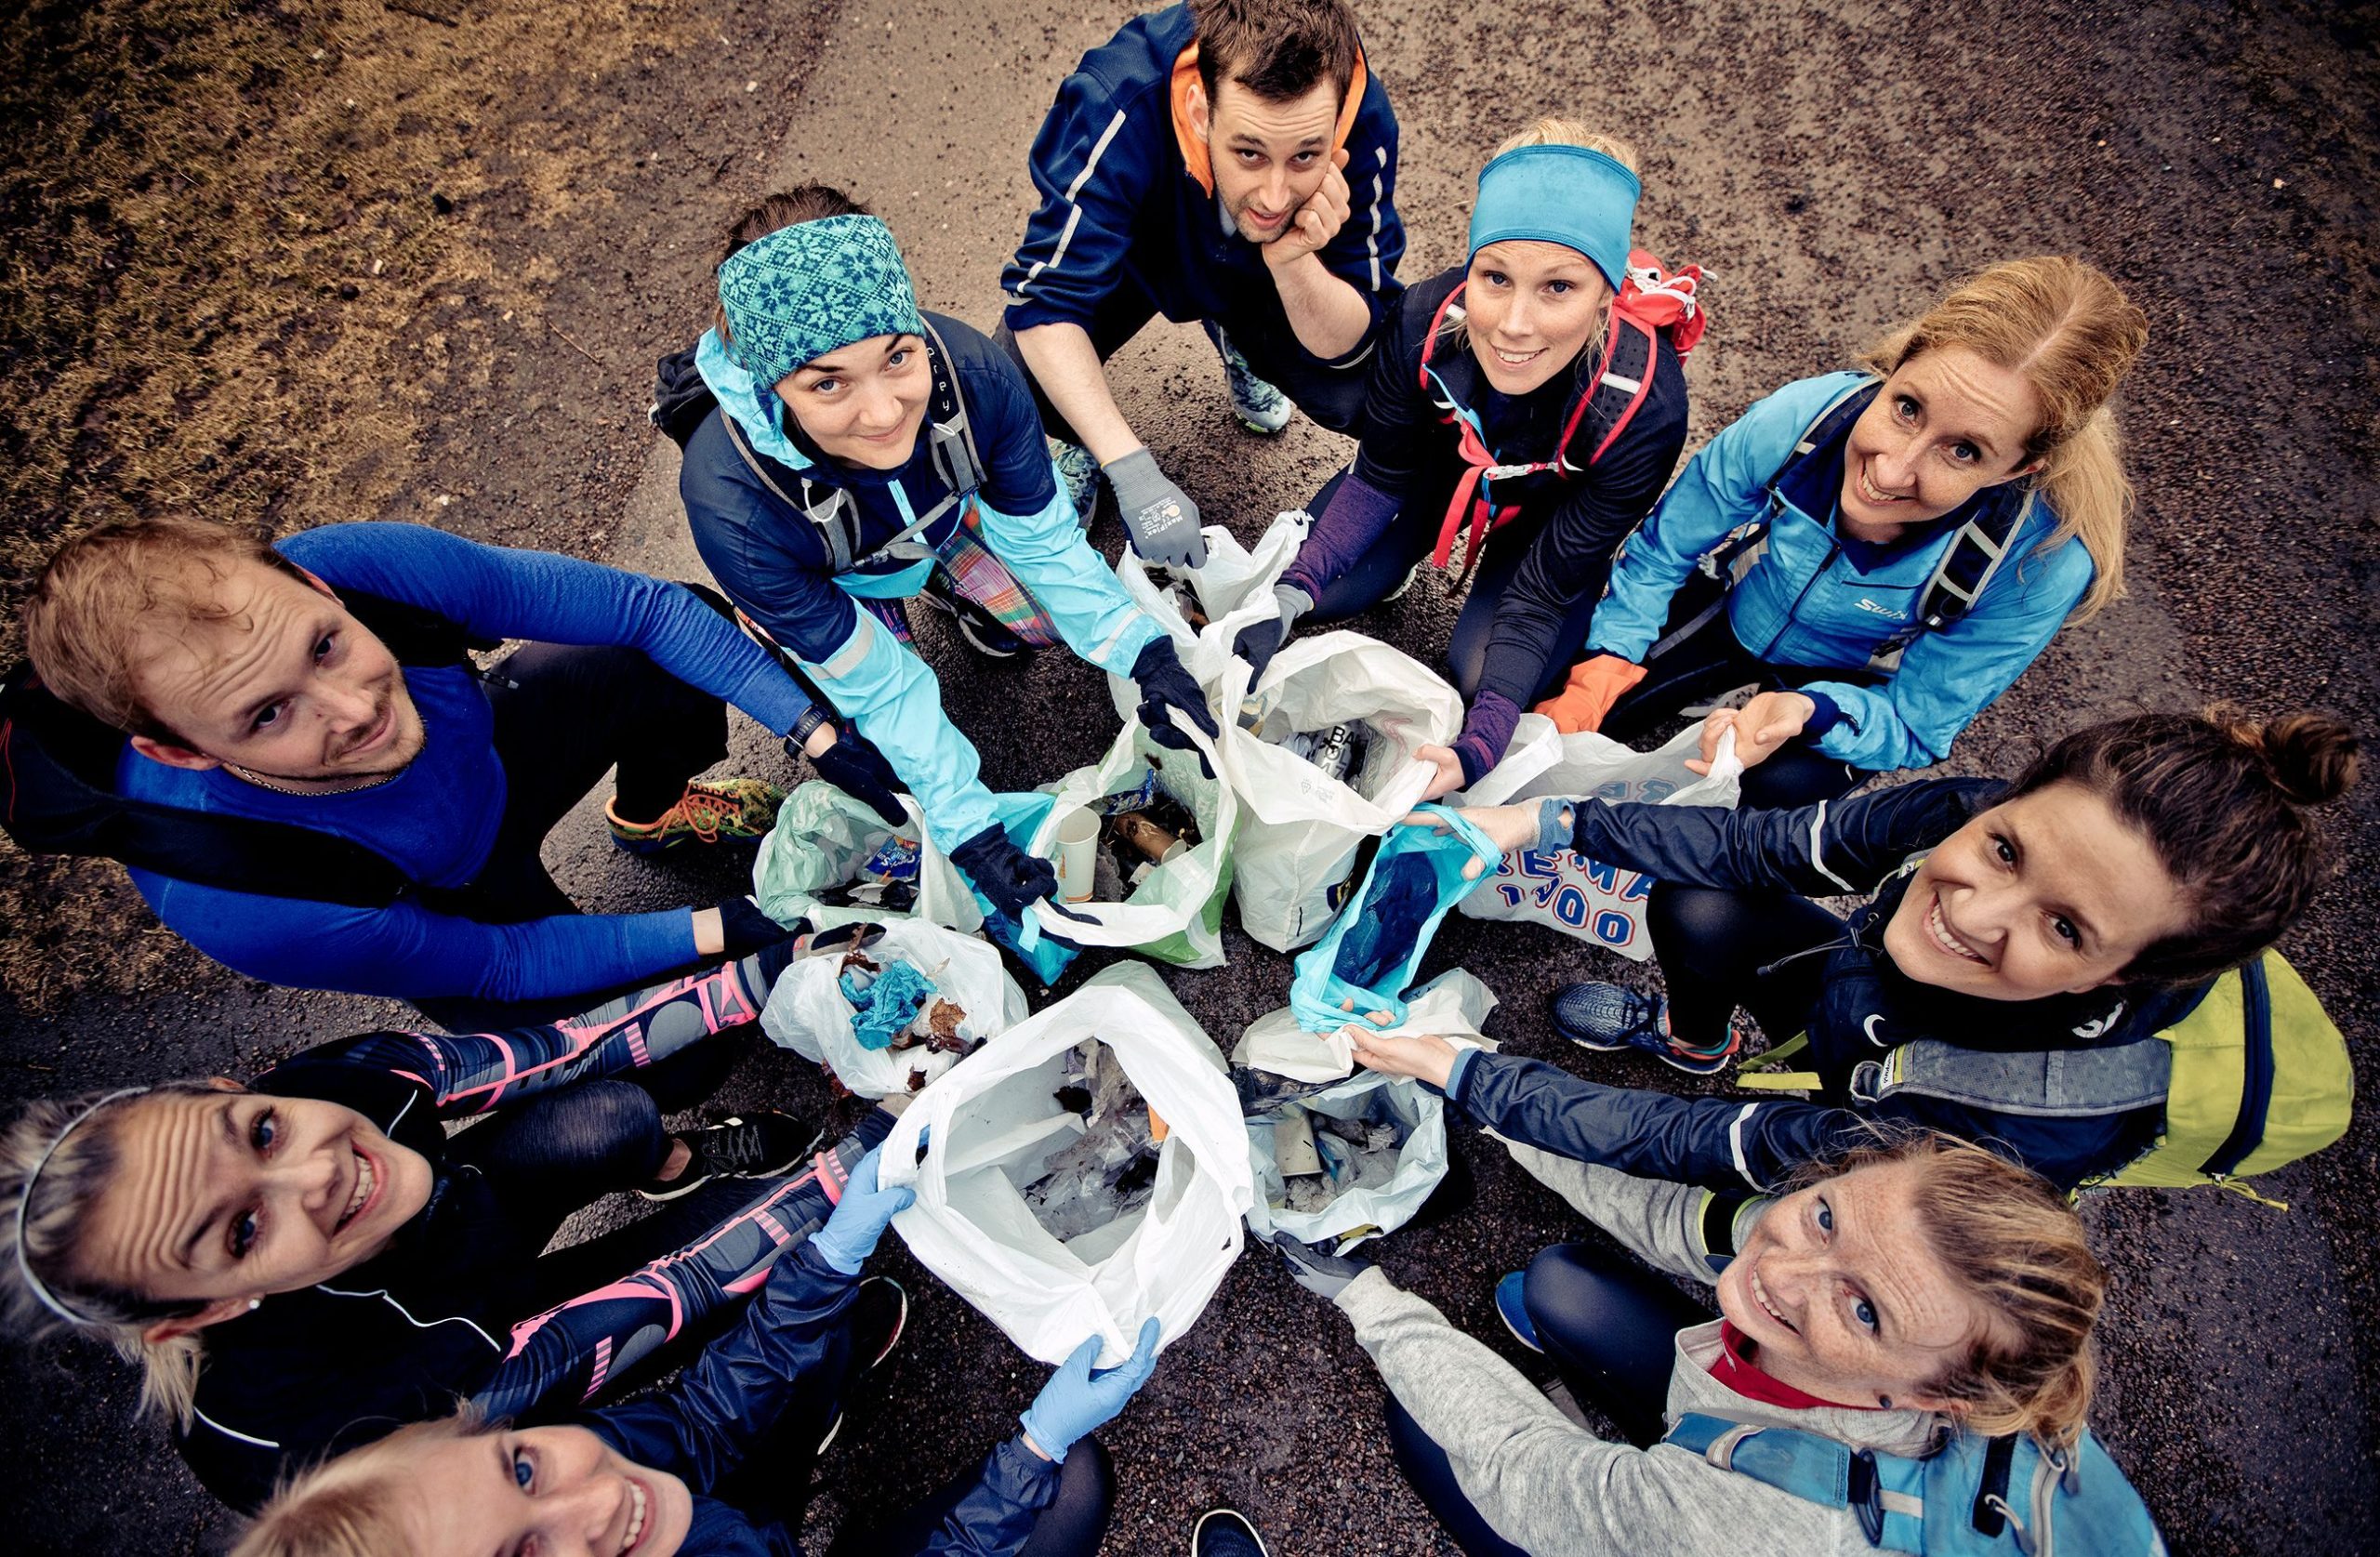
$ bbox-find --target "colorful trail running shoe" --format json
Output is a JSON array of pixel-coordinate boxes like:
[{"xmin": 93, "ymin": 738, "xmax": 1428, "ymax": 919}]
[
  {"xmin": 1550, "ymin": 982, "xmax": 1739, "ymax": 1076},
  {"xmin": 606, "ymin": 776, "xmax": 785, "ymax": 854},
  {"xmin": 1207, "ymin": 323, "xmax": 1293, "ymax": 434},
  {"xmin": 1495, "ymin": 1271, "xmax": 1544, "ymax": 1352}
]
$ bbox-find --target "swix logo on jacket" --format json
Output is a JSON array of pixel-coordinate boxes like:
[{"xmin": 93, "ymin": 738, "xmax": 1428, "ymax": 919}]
[{"xmin": 1001, "ymin": 2, "xmax": 1405, "ymax": 356}]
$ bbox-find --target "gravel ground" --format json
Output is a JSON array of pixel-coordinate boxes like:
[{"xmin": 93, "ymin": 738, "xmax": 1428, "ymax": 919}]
[{"xmin": 4, "ymin": 1, "xmax": 2377, "ymax": 1553}]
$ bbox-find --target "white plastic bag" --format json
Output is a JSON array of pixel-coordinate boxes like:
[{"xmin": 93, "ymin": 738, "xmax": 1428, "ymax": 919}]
[
  {"xmin": 879, "ymin": 962, "xmax": 1253, "ymax": 1367},
  {"xmin": 1456, "ymin": 725, "xmax": 1744, "ymax": 958},
  {"xmin": 1219, "ymin": 634, "xmax": 1463, "ymax": 951},
  {"xmin": 1234, "ymin": 967, "xmax": 1498, "ymax": 1083},
  {"xmin": 1244, "ymin": 1073, "xmax": 1447, "ymax": 1253},
  {"xmin": 759, "ymin": 919, "xmax": 1028, "ymax": 1099},
  {"xmin": 750, "ymin": 785, "xmax": 984, "ymax": 934},
  {"xmin": 1110, "ymin": 510, "xmax": 1311, "ymax": 692},
  {"xmin": 1021, "ymin": 716, "xmax": 1237, "ymax": 969}
]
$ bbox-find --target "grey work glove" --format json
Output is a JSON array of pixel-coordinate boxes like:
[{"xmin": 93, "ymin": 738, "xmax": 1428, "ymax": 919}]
[
  {"xmin": 1270, "ymin": 1230, "xmax": 1372, "ymax": 1301},
  {"xmin": 1104, "ymin": 448, "xmax": 1208, "ymax": 570},
  {"xmin": 1230, "ymin": 584, "xmax": 1312, "ymax": 682}
]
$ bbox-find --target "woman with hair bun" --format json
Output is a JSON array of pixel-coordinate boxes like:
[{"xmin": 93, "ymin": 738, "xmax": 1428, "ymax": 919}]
[
  {"xmin": 1539, "ymin": 256, "xmax": 2149, "ymax": 809},
  {"xmin": 1391, "ymin": 706, "xmax": 2359, "ymax": 1186}
]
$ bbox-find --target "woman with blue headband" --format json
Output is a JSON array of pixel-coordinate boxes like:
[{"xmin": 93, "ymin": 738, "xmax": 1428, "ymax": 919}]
[
  {"xmin": 665, "ymin": 187, "xmax": 1220, "ymax": 920},
  {"xmin": 1535, "ymin": 256, "xmax": 2147, "ymax": 810},
  {"xmin": 1230, "ymin": 120, "xmax": 1701, "ymax": 798}
]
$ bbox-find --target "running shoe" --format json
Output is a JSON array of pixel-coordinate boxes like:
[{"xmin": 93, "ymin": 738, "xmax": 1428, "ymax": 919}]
[
  {"xmin": 1379, "ymin": 562, "xmax": 1421, "ymax": 602},
  {"xmin": 818, "ymin": 1275, "xmax": 910, "ymax": 1453},
  {"xmin": 1494, "ymin": 1271, "xmax": 1543, "ymax": 1353},
  {"xmin": 916, "ymin": 575, "xmax": 1030, "ymax": 658},
  {"xmin": 637, "ymin": 1110, "xmax": 822, "ymax": 1202},
  {"xmin": 1550, "ymin": 982, "xmax": 1739, "ymax": 1076},
  {"xmin": 1050, "ymin": 434, "xmax": 1103, "ymax": 526},
  {"xmin": 1191, "ymin": 1509, "xmax": 1272, "ymax": 1557},
  {"xmin": 1207, "ymin": 323, "xmax": 1292, "ymax": 434},
  {"xmin": 607, "ymin": 776, "xmax": 785, "ymax": 855}
]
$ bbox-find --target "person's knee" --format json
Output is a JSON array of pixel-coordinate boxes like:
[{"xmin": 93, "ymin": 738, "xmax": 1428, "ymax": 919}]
[
  {"xmin": 1648, "ymin": 882, "xmax": 1745, "ymax": 962},
  {"xmin": 557, "ymin": 1080, "xmax": 665, "ymax": 1157},
  {"xmin": 1028, "ymin": 1438, "xmax": 1114, "ymax": 1557}
]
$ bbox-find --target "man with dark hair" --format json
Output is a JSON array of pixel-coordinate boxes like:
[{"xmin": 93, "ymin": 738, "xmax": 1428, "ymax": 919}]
[{"xmin": 999, "ymin": 0, "xmax": 1404, "ymax": 569}]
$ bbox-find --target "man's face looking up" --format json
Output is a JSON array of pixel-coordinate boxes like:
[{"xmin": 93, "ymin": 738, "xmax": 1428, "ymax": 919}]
[
  {"xmin": 1189, "ymin": 73, "xmax": 1341, "ymax": 244},
  {"xmin": 126, "ymin": 561, "xmax": 428, "ymax": 787}
]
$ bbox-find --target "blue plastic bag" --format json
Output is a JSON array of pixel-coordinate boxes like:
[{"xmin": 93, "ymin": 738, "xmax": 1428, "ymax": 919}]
[{"xmin": 1289, "ymin": 806, "xmax": 1501, "ymax": 1032}]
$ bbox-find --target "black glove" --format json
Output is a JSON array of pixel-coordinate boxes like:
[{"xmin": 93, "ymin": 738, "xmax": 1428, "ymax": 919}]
[
  {"xmin": 1230, "ymin": 583, "xmax": 1311, "ymax": 684},
  {"xmin": 949, "ymin": 825, "xmax": 1058, "ymax": 917},
  {"xmin": 794, "ymin": 724, "xmax": 907, "ymax": 826},
  {"xmin": 1130, "ymin": 638, "xmax": 1220, "ymax": 779},
  {"xmin": 715, "ymin": 895, "xmax": 791, "ymax": 960},
  {"xmin": 1269, "ymin": 1230, "xmax": 1373, "ymax": 1300}
]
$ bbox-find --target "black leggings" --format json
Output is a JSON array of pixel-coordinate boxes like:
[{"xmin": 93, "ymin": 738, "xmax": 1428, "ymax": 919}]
[
  {"xmin": 1298, "ymin": 468, "xmax": 1595, "ymax": 706},
  {"xmin": 826, "ymin": 1438, "xmax": 1116, "ymax": 1557},
  {"xmin": 1649, "ymin": 882, "xmax": 1843, "ymax": 1052},
  {"xmin": 1388, "ymin": 1245, "xmax": 1712, "ymax": 1556}
]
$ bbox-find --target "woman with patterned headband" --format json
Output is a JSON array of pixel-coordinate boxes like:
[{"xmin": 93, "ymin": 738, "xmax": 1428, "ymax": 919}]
[
  {"xmin": 659, "ymin": 187, "xmax": 1219, "ymax": 928},
  {"xmin": 1230, "ymin": 117, "xmax": 1702, "ymax": 797}
]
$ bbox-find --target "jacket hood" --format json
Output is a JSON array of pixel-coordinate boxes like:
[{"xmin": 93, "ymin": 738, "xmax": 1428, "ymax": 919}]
[
  {"xmin": 695, "ymin": 326, "xmax": 816, "ymax": 472},
  {"xmin": 1167, "ymin": 42, "xmax": 1369, "ymax": 199}
]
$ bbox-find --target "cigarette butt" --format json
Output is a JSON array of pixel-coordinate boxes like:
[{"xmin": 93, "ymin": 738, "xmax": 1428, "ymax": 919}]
[{"xmin": 1149, "ymin": 1106, "xmax": 1170, "ymax": 1143}]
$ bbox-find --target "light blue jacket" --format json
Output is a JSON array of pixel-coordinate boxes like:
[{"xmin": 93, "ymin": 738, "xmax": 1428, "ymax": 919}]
[{"xmin": 1585, "ymin": 371, "xmax": 2096, "ymax": 771}]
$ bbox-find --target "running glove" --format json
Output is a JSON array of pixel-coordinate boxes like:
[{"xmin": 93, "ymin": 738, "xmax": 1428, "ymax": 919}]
[
  {"xmin": 1130, "ymin": 637, "xmax": 1220, "ymax": 778},
  {"xmin": 1270, "ymin": 1230, "xmax": 1373, "ymax": 1300},
  {"xmin": 1230, "ymin": 583, "xmax": 1312, "ymax": 683},
  {"xmin": 1018, "ymin": 1317, "xmax": 1162, "ymax": 1463},
  {"xmin": 1104, "ymin": 448, "xmax": 1207, "ymax": 570},
  {"xmin": 810, "ymin": 1144, "xmax": 916, "ymax": 1275},
  {"xmin": 715, "ymin": 895, "xmax": 792, "ymax": 960},
  {"xmin": 1534, "ymin": 653, "xmax": 1647, "ymax": 734},
  {"xmin": 796, "ymin": 725, "xmax": 907, "ymax": 826},
  {"xmin": 950, "ymin": 825, "xmax": 1058, "ymax": 917}
]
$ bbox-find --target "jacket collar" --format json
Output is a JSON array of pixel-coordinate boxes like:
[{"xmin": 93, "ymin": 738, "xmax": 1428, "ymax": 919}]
[{"xmin": 1167, "ymin": 42, "xmax": 1368, "ymax": 199}]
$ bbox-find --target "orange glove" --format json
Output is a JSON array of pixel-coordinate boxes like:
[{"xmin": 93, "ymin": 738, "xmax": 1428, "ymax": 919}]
[{"xmin": 1533, "ymin": 654, "xmax": 1646, "ymax": 734}]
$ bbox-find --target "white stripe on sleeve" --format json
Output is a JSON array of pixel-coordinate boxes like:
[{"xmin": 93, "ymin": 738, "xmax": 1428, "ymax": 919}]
[{"xmin": 1015, "ymin": 110, "xmax": 1128, "ymax": 297}]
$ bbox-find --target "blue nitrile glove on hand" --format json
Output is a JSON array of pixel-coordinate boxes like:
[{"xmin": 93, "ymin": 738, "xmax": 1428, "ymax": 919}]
[
  {"xmin": 1270, "ymin": 1230, "xmax": 1373, "ymax": 1301},
  {"xmin": 796, "ymin": 724, "xmax": 907, "ymax": 827},
  {"xmin": 1130, "ymin": 637, "xmax": 1221, "ymax": 779},
  {"xmin": 811, "ymin": 1143, "xmax": 916, "ymax": 1275},
  {"xmin": 1229, "ymin": 584, "xmax": 1311, "ymax": 683},
  {"xmin": 1104, "ymin": 448, "xmax": 1207, "ymax": 570},
  {"xmin": 950, "ymin": 825, "xmax": 1059, "ymax": 917},
  {"xmin": 1018, "ymin": 1316, "xmax": 1162, "ymax": 1462},
  {"xmin": 1532, "ymin": 795, "xmax": 1576, "ymax": 853}
]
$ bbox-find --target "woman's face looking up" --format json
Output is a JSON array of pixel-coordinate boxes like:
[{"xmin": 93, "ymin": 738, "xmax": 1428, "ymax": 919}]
[
  {"xmin": 1836, "ymin": 346, "xmax": 2043, "ymax": 538},
  {"xmin": 1463, "ymin": 240, "xmax": 1613, "ymax": 397},
  {"xmin": 775, "ymin": 332, "xmax": 932, "ymax": 471},
  {"xmin": 384, "ymin": 1423, "xmax": 695, "ymax": 1557}
]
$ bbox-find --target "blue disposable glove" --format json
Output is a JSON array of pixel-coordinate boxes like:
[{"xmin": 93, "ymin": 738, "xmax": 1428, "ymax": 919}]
[
  {"xmin": 1017, "ymin": 1316, "xmax": 1162, "ymax": 1462},
  {"xmin": 809, "ymin": 1144, "xmax": 916, "ymax": 1275}
]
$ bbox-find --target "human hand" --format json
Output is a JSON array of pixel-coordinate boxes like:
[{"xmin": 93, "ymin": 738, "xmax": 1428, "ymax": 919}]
[
  {"xmin": 1691, "ymin": 692, "xmax": 1808, "ymax": 774},
  {"xmin": 1018, "ymin": 1317, "xmax": 1162, "ymax": 1462},
  {"xmin": 810, "ymin": 1143, "xmax": 917, "ymax": 1275},
  {"xmin": 798, "ymin": 726, "xmax": 907, "ymax": 826},
  {"xmin": 1270, "ymin": 1229, "xmax": 1373, "ymax": 1300},
  {"xmin": 950, "ymin": 826, "xmax": 1058, "ymax": 917},
  {"xmin": 1104, "ymin": 448, "xmax": 1207, "ymax": 570},
  {"xmin": 1130, "ymin": 638, "xmax": 1220, "ymax": 779},
  {"xmin": 1413, "ymin": 744, "xmax": 1467, "ymax": 801},
  {"xmin": 1532, "ymin": 653, "xmax": 1646, "ymax": 735},
  {"xmin": 1398, "ymin": 798, "xmax": 1571, "ymax": 870},
  {"xmin": 1262, "ymin": 148, "xmax": 1352, "ymax": 269},
  {"xmin": 1347, "ymin": 1028, "xmax": 1460, "ymax": 1089},
  {"xmin": 1230, "ymin": 584, "xmax": 1312, "ymax": 682}
]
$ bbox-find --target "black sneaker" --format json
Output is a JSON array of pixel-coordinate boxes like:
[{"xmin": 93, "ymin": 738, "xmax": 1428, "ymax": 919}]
[
  {"xmin": 1192, "ymin": 1510, "xmax": 1271, "ymax": 1557},
  {"xmin": 917, "ymin": 578, "xmax": 1028, "ymax": 658},
  {"xmin": 817, "ymin": 1276, "xmax": 909, "ymax": 1453},
  {"xmin": 637, "ymin": 1111, "xmax": 822, "ymax": 1202}
]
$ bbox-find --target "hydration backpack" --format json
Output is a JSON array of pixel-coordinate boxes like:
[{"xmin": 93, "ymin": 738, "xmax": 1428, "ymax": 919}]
[
  {"xmin": 0, "ymin": 591, "xmax": 495, "ymax": 907},
  {"xmin": 1416, "ymin": 250, "xmax": 1706, "ymax": 575},
  {"xmin": 1666, "ymin": 1413, "xmax": 2166, "ymax": 1557}
]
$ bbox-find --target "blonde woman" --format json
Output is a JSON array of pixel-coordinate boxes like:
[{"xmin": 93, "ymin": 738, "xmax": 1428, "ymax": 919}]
[
  {"xmin": 1230, "ymin": 119, "xmax": 1704, "ymax": 798},
  {"xmin": 1273, "ymin": 1132, "xmax": 2157, "ymax": 1556},
  {"xmin": 1538, "ymin": 256, "xmax": 2149, "ymax": 809}
]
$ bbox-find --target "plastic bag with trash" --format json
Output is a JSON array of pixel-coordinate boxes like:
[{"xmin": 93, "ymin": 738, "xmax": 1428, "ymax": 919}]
[
  {"xmin": 760, "ymin": 917, "xmax": 1029, "ymax": 1098},
  {"xmin": 1244, "ymin": 1072, "xmax": 1449, "ymax": 1254},
  {"xmin": 1108, "ymin": 509, "xmax": 1313, "ymax": 688},
  {"xmin": 1289, "ymin": 805, "xmax": 1501, "ymax": 1032},
  {"xmin": 879, "ymin": 962, "xmax": 1252, "ymax": 1367},
  {"xmin": 1235, "ymin": 969, "xmax": 1499, "ymax": 1092}
]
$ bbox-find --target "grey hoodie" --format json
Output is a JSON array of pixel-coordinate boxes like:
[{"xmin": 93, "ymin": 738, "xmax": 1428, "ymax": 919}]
[{"xmin": 1335, "ymin": 1136, "xmax": 1946, "ymax": 1556}]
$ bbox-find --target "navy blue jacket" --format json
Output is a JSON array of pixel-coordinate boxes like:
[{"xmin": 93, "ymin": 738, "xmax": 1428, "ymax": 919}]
[
  {"xmin": 1454, "ymin": 780, "xmax": 2194, "ymax": 1191},
  {"xmin": 115, "ymin": 522, "xmax": 814, "ymax": 1005},
  {"xmin": 1001, "ymin": 2, "xmax": 1403, "ymax": 362},
  {"xmin": 592, "ymin": 1244, "xmax": 1061, "ymax": 1555}
]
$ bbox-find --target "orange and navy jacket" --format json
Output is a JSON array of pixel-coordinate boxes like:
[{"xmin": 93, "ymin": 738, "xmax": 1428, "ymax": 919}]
[{"xmin": 1001, "ymin": 1, "xmax": 1404, "ymax": 366}]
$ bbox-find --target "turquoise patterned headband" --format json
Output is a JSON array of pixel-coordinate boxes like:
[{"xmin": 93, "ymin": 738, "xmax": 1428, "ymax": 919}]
[{"xmin": 715, "ymin": 214, "xmax": 924, "ymax": 390}]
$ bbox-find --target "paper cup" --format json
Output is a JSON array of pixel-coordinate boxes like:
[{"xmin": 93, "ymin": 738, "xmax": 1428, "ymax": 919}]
[{"xmin": 1054, "ymin": 806, "xmax": 1102, "ymax": 903}]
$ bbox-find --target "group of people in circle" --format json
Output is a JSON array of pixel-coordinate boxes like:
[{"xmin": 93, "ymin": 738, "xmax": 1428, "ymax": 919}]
[{"xmin": 0, "ymin": 2, "xmax": 2359, "ymax": 1554}]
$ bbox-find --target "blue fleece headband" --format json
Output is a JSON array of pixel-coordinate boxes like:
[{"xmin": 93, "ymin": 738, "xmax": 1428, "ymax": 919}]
[
  {"xmin": 1467, "ymin": 144, "xmax": 1640, "ymax": 290},
  {"xmin": 715, "ymin": 215, "xmax": 924, "ymax": 390}
]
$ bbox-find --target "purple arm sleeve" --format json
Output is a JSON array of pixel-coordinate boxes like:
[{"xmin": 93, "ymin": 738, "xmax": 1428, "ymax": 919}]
[{"xmin": 1281, "ymin": 470, "xmax": 1405, "ymax": 601}]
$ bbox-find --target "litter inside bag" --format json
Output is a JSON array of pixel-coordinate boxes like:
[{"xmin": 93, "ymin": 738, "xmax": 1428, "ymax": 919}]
[
  {"xmin": 1272, "ymin": 1095, "xmax": 1408, "ymax": 1216},
  {"xmin": 1021, "ymin": 1040, "xmax": 1163, "ymax": 1245},
  {"xmin": 1241, "ymin": 704, "xmax": 1397, "ymax": 796},
  {"xmin": 817, "ymin": 833, "xmax": 922, "ymax": 913}
]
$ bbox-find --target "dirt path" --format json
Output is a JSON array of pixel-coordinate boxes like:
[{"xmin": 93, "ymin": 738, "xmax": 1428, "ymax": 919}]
[{"xmin": 5, "ymin": 1, "xmax": 2377, "ymax": 1552}]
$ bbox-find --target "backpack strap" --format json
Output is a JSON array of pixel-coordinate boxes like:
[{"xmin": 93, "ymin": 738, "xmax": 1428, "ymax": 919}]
[
  {"xmin": 719, "ymin": 412, "xmax": 863, "ymax": 574},
  {"xmin": 1693, "ymin": 378, "xmax": 1884, "ymax": 593},
  {"xmin": 917, "ymin": 316, "xmax": 985, "ymax": 506},
  {"xmin": 1861, "ymin": 484, "xmax": 2037, "ymax": 676},
  {"xmin": 1666, "ymin": 1413, "xmax": 1924, "ymax": 1550},
  {"xmin": 1849, "ymin": 1036, "xmax": 2173, "ymax": 1119},
  {"xmin": 2199, "ymin": 955, "xmax": 2275, "ymax": 1178}
]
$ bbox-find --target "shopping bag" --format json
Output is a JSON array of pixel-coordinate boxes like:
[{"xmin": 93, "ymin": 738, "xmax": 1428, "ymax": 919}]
[
  {"xmin": 1218, "ymin": 634, "xmax": 1463, "ymax": 950},
  {"xmin": 1244, "ymin": 1072, "xmax": 1448, "ymax": 1253},
  {"xmin": 1109, "ymin": 509, "xmax": 1312, "ymax": 691},
  {"xmin": 1456, "ymin": 726, "xmax": 1743, "ymax": 958},
  {"xmin": 1021, "ymin": 713, "xmax": 1237, "ymax": 969},
  {"xmin": 879, "ymin": 962, "xmax": 1253, "ymax": 1368},
  {"xmin": 750, "ymin": 785, "xmax": 985, "ymax": 933},
  {"xmin": 759, "ymin": 918, "xmax": 1029, "ymax": 1098},
  {"xmin": 1289, "ymin": 805, "xmax": 1500, "ymax": 1031},
  {"xmin": 1235, "ymin": 969, "xmax": 1499, "ymax": 1086}
]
